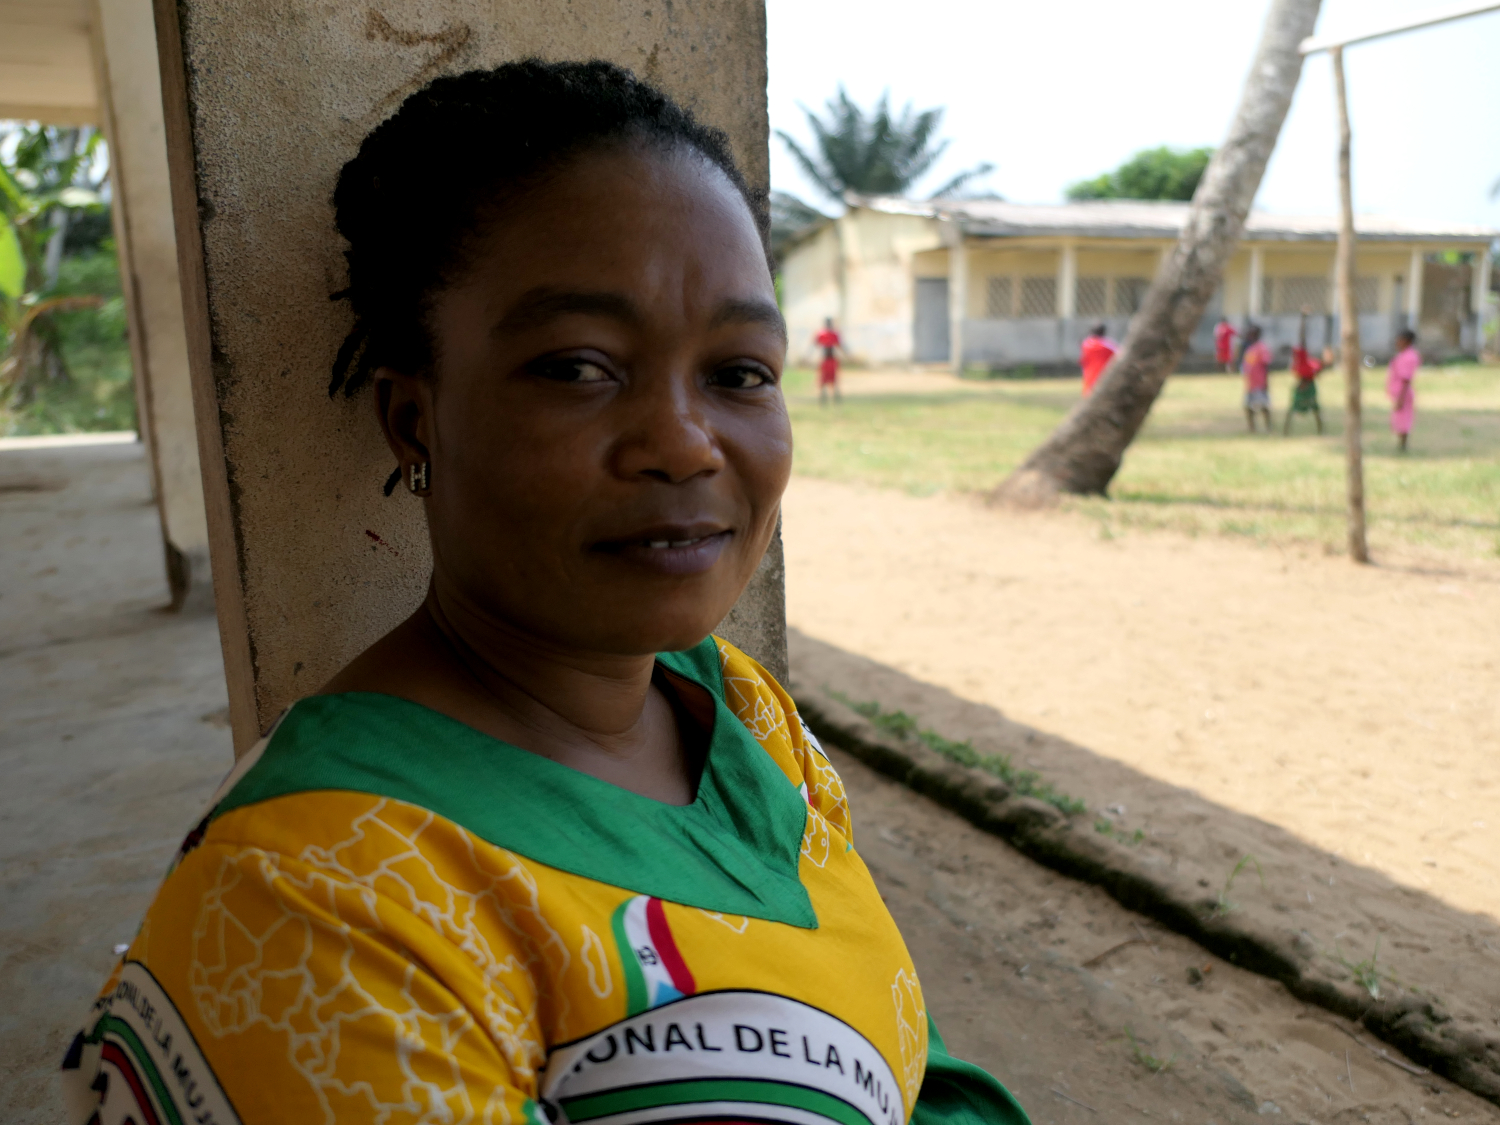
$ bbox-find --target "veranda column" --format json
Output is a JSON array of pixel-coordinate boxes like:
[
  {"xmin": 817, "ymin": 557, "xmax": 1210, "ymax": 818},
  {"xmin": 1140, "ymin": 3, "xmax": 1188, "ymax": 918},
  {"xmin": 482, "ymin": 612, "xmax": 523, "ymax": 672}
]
[
  {"xmin": 1406, "ymin": 247, "xmax": 1425, "ymax": 333},
  {"xmin": 153, "ymin": 0, "xmax": 778, "ymax": 754},
  {"xmin": 946, "ymin": 223, "xmax": 967, "ymax": 372},
  {"xmin": 1248, "ymin": 245, "xmax": 1265, "ymax": 319},
  {"xmin": 1057, "ymin": 241, "xmax": 1077, "ymax": 318},
  {"xmin": 1473, "ymin": 247, "xmax": 1493, "ymax": 354},
  {"xmin": 90, "ymin": 0, "xmax": 210, "ymax": 610}
]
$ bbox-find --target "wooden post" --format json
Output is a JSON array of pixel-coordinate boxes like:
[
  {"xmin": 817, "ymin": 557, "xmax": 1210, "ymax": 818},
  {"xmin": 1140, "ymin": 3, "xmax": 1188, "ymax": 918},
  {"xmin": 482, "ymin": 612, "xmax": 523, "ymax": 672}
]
[{"xmin": 1332, "ymin": 47, "xmax": 1369, "ymax": 564}]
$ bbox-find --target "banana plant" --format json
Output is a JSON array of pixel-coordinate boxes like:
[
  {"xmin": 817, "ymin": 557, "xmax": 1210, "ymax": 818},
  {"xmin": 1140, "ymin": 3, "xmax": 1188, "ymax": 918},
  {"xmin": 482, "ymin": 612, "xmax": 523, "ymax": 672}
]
[{"xmin": 0, "ymin": 126, "xmax": 106, "ymax": 398}]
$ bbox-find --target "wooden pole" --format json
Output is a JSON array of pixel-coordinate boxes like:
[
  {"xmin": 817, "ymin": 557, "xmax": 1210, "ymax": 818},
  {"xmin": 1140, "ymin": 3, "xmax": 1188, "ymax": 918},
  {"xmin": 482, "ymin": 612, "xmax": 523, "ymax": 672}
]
[{"xmin": 1332, "ymin": 47, "xmax": 1369, "ymax": 564}]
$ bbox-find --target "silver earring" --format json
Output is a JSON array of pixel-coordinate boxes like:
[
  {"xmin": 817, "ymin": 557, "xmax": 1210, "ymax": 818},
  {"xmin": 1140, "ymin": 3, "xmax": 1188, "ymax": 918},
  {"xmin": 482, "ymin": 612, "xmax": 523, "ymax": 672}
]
[{"xmin": 409, "ymin": 461, "xmax": 430, "ymax": 493}]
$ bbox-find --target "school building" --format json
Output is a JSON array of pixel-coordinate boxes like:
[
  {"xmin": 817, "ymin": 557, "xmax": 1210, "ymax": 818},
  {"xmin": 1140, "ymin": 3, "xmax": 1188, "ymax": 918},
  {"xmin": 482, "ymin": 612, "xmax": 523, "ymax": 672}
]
[{"xmin": 779, "ymin": 196, "xmax": 1497, "ymax": 371}]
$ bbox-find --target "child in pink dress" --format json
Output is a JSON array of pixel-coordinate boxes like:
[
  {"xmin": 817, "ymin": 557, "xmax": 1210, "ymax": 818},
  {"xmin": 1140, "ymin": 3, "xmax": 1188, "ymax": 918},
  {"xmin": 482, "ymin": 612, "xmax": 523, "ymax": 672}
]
[{"xmin": 1387, "ymin": 329, "xmax": 1419, "ymax": 452}]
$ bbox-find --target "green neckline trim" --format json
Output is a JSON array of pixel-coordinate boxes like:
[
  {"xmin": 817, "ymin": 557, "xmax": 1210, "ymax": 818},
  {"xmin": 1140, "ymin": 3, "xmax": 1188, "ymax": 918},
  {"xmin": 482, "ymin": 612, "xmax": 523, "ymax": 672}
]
[{"xmin": 213, "ymin": 637, "xmax": 816, "ymax": 928}]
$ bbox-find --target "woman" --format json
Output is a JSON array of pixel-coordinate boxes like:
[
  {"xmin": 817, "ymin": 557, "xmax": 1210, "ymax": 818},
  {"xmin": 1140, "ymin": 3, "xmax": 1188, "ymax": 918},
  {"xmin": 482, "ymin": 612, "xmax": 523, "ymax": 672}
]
[
  {"xmin": 61, "ymin": 62, "xmax": 1029, "ymax": 1125},
  {"xmin": 1387, "ymin": 329, "xmax": 1420, "ymax": 452}
]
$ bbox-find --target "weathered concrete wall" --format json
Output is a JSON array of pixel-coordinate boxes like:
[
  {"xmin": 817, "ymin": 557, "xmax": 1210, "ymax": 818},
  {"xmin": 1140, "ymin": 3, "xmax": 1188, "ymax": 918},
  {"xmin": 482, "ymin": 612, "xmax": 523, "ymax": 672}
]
[
  {"xmin": 92, "ymin": 0, "xmax": 210, "ymax": 610},
  {"xmin": 839, "ymin": 210, "xmax": 940, "ymax": 364},
  {"xmin": 153, "ymin": 0, "xmax": 777, "ymax": 752},
  {"xmin": 780, "ymin": 223, "xmax": 841, "ymax": 366}
]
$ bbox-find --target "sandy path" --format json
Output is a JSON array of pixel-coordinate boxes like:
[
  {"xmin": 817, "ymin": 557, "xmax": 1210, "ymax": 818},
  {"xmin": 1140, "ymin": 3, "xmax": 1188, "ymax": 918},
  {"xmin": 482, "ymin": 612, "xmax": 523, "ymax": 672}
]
[{"xmin": 782, "ymin": 476, "xmax": 1500, "ymax": 923}]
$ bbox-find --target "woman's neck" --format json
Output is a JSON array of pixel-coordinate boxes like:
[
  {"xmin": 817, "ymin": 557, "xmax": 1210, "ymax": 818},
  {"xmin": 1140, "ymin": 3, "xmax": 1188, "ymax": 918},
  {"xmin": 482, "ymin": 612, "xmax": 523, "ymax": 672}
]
[{"xmin": 320, "ymin": 582, "xmax": 702, "ymax": 804}]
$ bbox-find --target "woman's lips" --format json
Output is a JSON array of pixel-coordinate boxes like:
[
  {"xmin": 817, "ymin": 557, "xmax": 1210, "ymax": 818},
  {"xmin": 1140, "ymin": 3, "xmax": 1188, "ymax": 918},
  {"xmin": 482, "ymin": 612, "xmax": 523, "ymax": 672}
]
[{"xmin": 594, "ymin": 528, "xmax": 733, "ymax": 576}]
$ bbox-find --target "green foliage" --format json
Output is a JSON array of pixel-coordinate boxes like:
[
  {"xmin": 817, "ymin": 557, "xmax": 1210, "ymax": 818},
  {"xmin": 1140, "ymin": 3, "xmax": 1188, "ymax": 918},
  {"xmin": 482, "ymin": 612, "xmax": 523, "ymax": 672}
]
[
  {"xmin": 827, "ymin": 689, "xmax": 1087, "ymax": 816},
  {"xmin": 1066, "ymin": 145, "xmax": 1213, "ymax": 202},
  {"xmin": 780, "ymin": 88, "xmax": 968, "ymax": 200},
  {"xmin": 1209, "ymin": 854, "xmax": 1264, "ymax": 919},
  {"xmin": 0, "ymin": 216, "xmax": 21, "ymax": 298},
  {"xmin": 5, "ymin": 245, "xmax": 135, "ymax": 434},
  {"xmin": 1094, "ymin": 817, "xmax": 1145, "ymax": 846},
  {"xmin": 1331, "ymin": 939, "xmax": 1387, "ymax": 1000},
  {"xmin": 2, "ymin": 123, "xmax": 131, "ymax": 435},
  {"xmin": 1123, "ymin": 1027, "xmax": 1175, "ymax": 1074}
]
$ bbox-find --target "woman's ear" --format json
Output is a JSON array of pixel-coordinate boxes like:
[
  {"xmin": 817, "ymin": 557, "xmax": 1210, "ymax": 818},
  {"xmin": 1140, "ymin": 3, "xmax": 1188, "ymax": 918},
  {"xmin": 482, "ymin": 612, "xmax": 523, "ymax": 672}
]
[{"xmin": 374, "ymin": 366, "xmax": 433, "ymax": 494}]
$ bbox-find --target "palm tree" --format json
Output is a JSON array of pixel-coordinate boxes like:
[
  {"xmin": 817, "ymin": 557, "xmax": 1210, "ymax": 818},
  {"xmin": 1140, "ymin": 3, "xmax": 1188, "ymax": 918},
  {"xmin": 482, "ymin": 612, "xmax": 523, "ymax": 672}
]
[
  {"xmin": 778, "ymin": 88, "xmax": 994, "ymax": 204},
  {"xmin": 771, "ymin": 89, "xmax": 994, "ymax": 261}
]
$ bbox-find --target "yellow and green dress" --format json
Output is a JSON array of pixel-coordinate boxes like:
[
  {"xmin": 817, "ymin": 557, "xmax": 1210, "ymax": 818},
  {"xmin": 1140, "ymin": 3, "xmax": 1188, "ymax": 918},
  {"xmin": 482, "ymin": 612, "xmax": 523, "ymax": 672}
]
[{"xmin": 61, "ymin": 637, "xmax": 1029, "ymax": 1125}]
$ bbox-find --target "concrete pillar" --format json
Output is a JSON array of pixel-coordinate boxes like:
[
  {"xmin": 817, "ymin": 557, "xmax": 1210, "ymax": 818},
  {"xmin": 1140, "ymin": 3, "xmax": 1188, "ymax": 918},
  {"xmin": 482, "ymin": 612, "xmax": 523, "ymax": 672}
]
[
  {"xmin": 1057, "ymin": 242, "xmax": 1077, "ymax": 319},
  {"xmin": 1407, "ymin": 247, "xmax": 1425, "ymax": 329},
  {"xmin": 1474, "ymin": 247, "xmax": 1494, "ymax": 353},
  {"xmin": 1248, "ymin": 246, "xmax": 1265, "ymax": 319},
  {"xmin": 152, "ymin": 0, "xmax": 780, "ymax": 753},
  {"xmin": 946, "ymin": 225, "xmax": 967, "ymax": 372},
  {"xmin": 90, "ymin": 0, "xmax": 210, "ymax": 611}
]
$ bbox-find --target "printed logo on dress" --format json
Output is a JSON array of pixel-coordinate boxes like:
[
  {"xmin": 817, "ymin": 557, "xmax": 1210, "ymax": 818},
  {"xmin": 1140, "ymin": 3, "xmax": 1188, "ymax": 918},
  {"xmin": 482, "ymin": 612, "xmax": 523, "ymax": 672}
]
[
  {"xmin": 611, "ymin": 895, "xmax": 698, "ymax": 1015},
  {"xmin": 62, "ymin": 961, "xmax": 239, "ymax": 1125},
  {"xmin": 541, "ymin": 990, "xmax": 904, "ymax": 1125}
]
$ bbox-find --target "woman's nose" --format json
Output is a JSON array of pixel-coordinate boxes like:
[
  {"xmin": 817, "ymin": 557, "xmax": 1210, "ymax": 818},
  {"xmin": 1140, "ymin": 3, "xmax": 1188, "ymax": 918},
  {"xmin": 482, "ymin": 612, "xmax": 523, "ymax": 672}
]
[{"xmin": 611, "ymin": 374, "xmax": 725, "ymax": 485}]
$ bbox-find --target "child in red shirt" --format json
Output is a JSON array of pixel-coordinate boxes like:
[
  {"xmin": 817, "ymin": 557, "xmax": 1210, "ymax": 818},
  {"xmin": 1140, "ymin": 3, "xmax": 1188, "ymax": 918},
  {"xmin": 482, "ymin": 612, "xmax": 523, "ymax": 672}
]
[
  {"xmin": 814, "ymin": 317, "xmax": 842, "ymax": 405},
  {"xmin": 1240, "ymin": 324, "xmax": 1272, "ymax": 433},
  {"xmin": 1079, "ymin": 323, "xmax": 1117, "ymax": 395},
  {"xmin": 1283, "ymin": 309, "xmax": 1326, "ymax": 435},
  {"xmin": 1214, "ymin": 317, "xmax": 1240, "ymax": 373}
]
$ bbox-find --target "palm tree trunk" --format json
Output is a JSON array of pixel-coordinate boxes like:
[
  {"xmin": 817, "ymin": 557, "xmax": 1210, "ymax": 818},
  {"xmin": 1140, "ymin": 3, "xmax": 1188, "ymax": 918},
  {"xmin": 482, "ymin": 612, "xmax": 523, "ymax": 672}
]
[{"xmin": 993, "ymin": 0, "xmax": 1323, "ymax": 506}]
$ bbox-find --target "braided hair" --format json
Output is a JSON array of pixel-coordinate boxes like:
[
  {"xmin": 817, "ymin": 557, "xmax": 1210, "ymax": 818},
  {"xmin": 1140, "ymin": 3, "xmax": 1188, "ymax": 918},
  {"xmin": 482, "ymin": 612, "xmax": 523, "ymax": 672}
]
[{"xmin": 329, "ymin": 59, "xmax": 763, "ymax": 417}]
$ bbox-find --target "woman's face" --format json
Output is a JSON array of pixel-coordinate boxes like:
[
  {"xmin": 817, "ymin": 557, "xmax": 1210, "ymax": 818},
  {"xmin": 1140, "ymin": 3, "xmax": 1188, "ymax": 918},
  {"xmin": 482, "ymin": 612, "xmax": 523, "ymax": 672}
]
[{"xmin": 380, "ymin": 143, "xmax": 791, "ymax": 656}]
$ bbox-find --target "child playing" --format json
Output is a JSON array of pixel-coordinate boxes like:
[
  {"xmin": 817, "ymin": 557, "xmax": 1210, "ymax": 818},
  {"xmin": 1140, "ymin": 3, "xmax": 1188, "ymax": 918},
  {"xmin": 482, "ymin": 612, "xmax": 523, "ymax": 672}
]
[
  {"xmin": 1078, "ymin": 322, "xmax": 1118, "ymax": 396},
  {"xmin": 1388, "ymin": 328, "xmax": 1420, "ymax": 452},
  {"xmin": 1214, "ymin": 316, "xmax": 1240, "ymax": 373},
  {"xmin": 1284, "ymin": 307, "xmax": 1325, "ymax": 435},
  {"xmin": 815, "ymin": 316, "xmax": 843, "ymax": 405},
  {"xmin": 1240, "ymin": 324, "xmax": 1272, "ymax": 433}
]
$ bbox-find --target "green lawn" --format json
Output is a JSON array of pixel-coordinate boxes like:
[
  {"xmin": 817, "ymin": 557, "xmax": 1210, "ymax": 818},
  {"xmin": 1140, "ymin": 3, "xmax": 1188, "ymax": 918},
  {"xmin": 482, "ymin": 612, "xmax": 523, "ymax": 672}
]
[{"xmin": 783, "ymin": 364, "xmax": 1500, "ymax": 562}]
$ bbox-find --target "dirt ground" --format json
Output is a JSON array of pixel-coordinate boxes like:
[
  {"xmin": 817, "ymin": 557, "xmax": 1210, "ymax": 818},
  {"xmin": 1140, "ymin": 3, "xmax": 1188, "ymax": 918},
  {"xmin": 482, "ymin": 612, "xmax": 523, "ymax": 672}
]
[
  {"xmin": 781, "ymin": 475, "xmax": 1500, "ymax": 925},
  {"xmin": 839, "ymin": 740, "xmax": 1500, "ymax": 1123}
]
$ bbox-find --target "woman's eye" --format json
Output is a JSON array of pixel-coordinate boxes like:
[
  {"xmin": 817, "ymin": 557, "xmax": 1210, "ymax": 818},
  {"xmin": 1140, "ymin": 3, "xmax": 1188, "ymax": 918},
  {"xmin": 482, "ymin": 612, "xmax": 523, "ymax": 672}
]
[
  {"xmin": 711, "ymin": 364, "xmax": 774, "ymax": 390},
  {"xmin": 530, "ymin": 357, "xmax": 613, "ymax": 384}
]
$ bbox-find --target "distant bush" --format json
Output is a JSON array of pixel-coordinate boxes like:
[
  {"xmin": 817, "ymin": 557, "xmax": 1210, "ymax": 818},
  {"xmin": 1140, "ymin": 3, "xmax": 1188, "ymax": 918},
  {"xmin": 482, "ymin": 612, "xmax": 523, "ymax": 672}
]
[{"xmin": 3, "ymin": 242, "xmax": 135, "ymax": 435}]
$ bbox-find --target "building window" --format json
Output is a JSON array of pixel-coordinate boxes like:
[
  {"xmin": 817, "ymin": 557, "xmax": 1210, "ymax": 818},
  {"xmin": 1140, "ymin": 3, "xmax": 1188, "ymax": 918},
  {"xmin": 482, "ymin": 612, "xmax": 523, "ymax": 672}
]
[
  {"xmin": 1260, "ymin": 275, "xmax": 1274, "ymax": 317},
  {"xmin": 1354, "ymin": 276, "xmax": 1379, "ymax": 315},
  {"xmin": 987, "ymin": 276, "xmax": 1013, "ymax": 318},
  {"xmin": 1076, "ymin": 277, "xmax": 1107, "ymax": 317},
  {"xmin": 1112, "ymin": 277, "xmax": 1150, "ymax": 316},
  {"xmin": 1273, "ymin": 276, "xmax": 1330, "ymax": 315},
  {"xmin": 1019, "ymin": 277, "xmax": 1056, "ymax": 318}
]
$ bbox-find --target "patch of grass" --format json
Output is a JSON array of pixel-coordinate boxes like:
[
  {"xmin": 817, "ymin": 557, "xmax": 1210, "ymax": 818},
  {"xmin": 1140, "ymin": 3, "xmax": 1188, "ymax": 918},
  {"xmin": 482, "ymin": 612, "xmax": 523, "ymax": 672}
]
[
  {"xmin": 1123, "ymin": 1027, "xmax": 1176, "ymax": 1074},
  {"xmin": 784, "ymin": 365, "xmax": 1500, "ymax": 562},
  {"xmin": 826, "ymin": 689, "xmax": 1087, "ymax": 816},
  {"xmin": 1094, "ymin": 817, "xmax": 1145, "ymax": 846},
  {"xmin": 1331, "ymin": 938, "xmax": 1388, "ymax": 1000},
  {"xmin": 1209, "ymin": 854, "xmax": 1264, "ymax": 919}
]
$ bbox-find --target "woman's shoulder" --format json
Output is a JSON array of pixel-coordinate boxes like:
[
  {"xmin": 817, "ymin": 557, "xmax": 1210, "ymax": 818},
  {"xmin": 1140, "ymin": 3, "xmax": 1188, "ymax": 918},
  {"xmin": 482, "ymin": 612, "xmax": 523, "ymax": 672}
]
[{"xmin": 698, "ymin": 636, "xmax": 851, "ymax": 838}]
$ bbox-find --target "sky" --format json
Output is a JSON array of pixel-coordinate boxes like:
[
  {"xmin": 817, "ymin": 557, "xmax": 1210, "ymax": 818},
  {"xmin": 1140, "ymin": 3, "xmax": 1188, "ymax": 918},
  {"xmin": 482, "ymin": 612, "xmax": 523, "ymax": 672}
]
[{"xmin": 767, "ymin": 0, "xmax": 1500, "ymax": 229}]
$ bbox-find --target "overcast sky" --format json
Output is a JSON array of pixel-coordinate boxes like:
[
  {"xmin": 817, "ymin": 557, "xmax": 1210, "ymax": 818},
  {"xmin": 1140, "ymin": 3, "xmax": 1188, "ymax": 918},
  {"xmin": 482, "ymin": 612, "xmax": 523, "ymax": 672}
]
[{"xmin": 766, "ymin": 0, "xmax": 1500, "ymax": 228}]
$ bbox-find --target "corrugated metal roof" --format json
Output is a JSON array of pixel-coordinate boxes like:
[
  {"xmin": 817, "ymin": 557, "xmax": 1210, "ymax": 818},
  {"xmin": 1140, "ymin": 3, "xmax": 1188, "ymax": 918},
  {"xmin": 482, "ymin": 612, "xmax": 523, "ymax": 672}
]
[{"xmin": 858, "ymin": 195, "xmax": 1498, "ymax": 243}]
